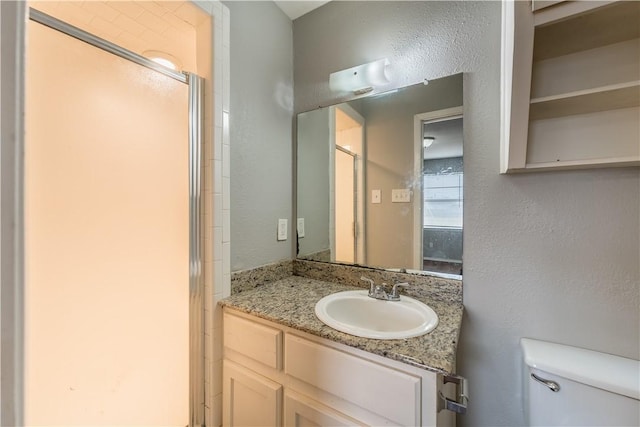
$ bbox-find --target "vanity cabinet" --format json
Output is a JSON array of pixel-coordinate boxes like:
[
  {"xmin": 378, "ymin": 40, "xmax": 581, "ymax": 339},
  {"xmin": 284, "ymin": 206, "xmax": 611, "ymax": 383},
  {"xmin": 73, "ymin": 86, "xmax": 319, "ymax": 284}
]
[
  {"xmin": 501, "ymin": 0, "xmax": 640, "ymax": 172},
  {"xmin": 222, "ymin": 308, "xmax": 457, "ymax": 426}
]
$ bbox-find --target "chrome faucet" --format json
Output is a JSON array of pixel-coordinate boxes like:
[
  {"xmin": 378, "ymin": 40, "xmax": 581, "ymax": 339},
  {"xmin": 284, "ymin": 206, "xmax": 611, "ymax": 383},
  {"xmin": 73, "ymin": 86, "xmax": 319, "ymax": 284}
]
[{"xmin": 361, "ymin": 276, "xmax": 409, "ymax": 301}]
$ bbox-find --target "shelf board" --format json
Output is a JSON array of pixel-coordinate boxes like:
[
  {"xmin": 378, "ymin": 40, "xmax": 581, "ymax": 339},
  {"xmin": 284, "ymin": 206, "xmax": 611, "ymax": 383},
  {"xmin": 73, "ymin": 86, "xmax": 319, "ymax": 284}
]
[
  {"xmin": 529, "ymin": 81, "xmax": 640, "ymax": 121},
  {"xmin": 533, "ymin": 1, "xmax": 640, "ymax": 61},
  {"xmin": 523, "ymin": 156, "xmax": 640, "ymax": 172}
]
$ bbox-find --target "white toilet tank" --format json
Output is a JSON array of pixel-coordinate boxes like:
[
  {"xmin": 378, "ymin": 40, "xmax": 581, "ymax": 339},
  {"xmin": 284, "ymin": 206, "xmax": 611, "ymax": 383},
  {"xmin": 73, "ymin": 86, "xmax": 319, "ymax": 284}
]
[{"xmin": 521, "ymin": 338, "xmax": 639, "ymax": 426}]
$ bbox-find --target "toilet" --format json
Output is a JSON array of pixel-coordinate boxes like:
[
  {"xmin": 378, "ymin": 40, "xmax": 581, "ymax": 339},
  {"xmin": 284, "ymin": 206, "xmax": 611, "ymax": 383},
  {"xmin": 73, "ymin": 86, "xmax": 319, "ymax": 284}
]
[{"xmin": 521, "ymin": 338, "xmax": 640, "ymax": 426}]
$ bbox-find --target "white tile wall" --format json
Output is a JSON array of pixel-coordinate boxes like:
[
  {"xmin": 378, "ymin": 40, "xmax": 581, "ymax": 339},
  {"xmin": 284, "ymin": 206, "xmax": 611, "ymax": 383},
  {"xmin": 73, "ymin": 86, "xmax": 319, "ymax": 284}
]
[{"xmin": 199, "ymin": 2, "xmax": 231, "ymax": 425}]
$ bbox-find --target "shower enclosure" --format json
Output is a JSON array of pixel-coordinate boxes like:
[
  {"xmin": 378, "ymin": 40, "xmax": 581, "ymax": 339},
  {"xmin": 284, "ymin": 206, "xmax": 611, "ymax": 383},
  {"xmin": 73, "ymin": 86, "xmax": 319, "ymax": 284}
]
[{"xmin": 24, "ymin": 10, "xmax": 203, "ymax": 426}]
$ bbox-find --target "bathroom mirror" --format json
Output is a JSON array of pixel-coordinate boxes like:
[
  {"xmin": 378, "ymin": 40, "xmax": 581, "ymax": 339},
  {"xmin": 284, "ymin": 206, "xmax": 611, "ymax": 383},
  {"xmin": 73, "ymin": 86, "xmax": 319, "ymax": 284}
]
[{"xmin": 296, "ymin": 73, "xmax": 463, "ymax": 276}]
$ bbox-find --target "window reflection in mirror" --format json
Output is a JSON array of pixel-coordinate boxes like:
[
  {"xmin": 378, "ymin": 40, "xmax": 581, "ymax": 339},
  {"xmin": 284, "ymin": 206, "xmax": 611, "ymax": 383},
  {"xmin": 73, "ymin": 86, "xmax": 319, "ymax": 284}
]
[{"xmin": 422, "ymin": 117, "xmax": 463, "ymax": 275}]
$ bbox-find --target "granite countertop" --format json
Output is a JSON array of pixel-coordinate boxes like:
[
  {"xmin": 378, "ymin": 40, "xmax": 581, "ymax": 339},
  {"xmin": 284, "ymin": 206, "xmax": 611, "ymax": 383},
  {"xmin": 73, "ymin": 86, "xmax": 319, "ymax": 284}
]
[{"xmin": 219, "ymin": 275, "xmax": 463, "ymax": 374}]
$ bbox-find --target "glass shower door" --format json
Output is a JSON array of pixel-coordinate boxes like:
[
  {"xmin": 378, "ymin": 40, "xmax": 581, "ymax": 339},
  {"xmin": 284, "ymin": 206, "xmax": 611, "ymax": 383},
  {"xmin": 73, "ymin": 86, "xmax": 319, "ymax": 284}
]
[{"xmin": 25, "ymin": 20, "xmax": 189, "ymax": 426}]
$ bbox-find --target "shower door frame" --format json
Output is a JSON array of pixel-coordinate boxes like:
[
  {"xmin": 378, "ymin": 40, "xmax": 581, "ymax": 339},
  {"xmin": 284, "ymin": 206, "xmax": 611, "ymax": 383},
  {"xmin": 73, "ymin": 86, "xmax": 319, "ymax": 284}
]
[{"xmin": 25, "ymin": 9, "xmax": 205, "ymax": 426}]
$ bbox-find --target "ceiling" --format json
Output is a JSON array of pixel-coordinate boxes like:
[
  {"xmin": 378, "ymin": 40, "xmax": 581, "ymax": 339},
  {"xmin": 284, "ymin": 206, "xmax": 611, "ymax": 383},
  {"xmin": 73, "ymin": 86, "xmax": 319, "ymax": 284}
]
[
  {"xmin": 29, "ymin": 1, "xmax": 205, "ymax": 72},
  {"xmin": 423, "ymin": 117, "xmax": 463, "ymax": 160},
  {"xmin": 273, "ymin": 0, "xmax": 331, "ymax": 20}
]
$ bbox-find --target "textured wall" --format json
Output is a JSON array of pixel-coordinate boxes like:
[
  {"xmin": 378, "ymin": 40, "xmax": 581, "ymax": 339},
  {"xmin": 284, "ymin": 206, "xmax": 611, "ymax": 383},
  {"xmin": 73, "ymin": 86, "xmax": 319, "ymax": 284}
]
[
  {"xmin": 293, "ymin": 2, "xmax": 640, "ymax": 425},
  {"xmin": 223, "ymin": 1, "xmax": 294, "ymax": 271}
]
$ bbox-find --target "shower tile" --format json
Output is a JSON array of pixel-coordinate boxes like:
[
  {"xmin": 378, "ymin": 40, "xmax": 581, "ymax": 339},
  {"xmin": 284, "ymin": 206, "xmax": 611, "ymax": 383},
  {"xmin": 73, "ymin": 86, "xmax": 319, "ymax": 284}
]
[
  {"xmin": 223, "ymin": 244, "xmax": 230, "ymax": 275},
  {"xmin": 223, "ymin": 273, "xmax": 231, "ymax": 298},
  {"xmin": 137, "ymin": 11, "xmax": 171, "ymax": 35},
  {"xmin": 204, "ymin": 259, "xmax": 214, "ymax": 288},
  {"xmin": 214, "ymin": 66, "xmax": 222, "ymax": 95},
  {"xmin": 214, "ymin": 126, "xmax": 222, "ymax": 160},
  {"xmin": 223, "ymin": 211, "xmax": 230, "ymax": 243},
  {"xmin": 222, "ymin": 144, "xmax": 230, "ymax": 178},
  {"xmin": 81, "ymin": 2, "xmax": 119, "ymax": 22},
  {"xmin": 156, "ymin": 1, "xmax": 182, "ymax": 13},
  {"xmin": 214, "ymin": 160, "xmax": 222, "ymax": 194},
  {"xmin": 109, "ymin": 1, "xmax": 145, "ymax": 19},
  {"xmin": 175, "ymin": 2, "xmax": 207, "ymax": 26},
  {"xmin": 161, "ymin": 10, "xmax": 196, "ymax": 34},
  {"xmin": 56, "ymin": 2, "xmax": 94, "ymax": 26},
  {"xmin": 223, "ymin": 46, "xmax": 230, "ymax": 112},
  {"xmin": 222, "ymin": 177, "xmax": 230, "ymax": 210},
  {"xmin": 211, "ymin": 1, "xmax": 222, "ymax": 16},
  {"xmin": 113, "ymin": 13, "xmax": 146, "ymax": 37},
  {"xmin": 89, "ymin": 16, "xmax": 123, "ymax": 40},
  {"xmin": 214, "ymin": 94, "xmax": 223, "ymax": 130},
  {"xmin": 214, "ymin": 260, "xmax": 223, "ymax": 288},
  {"xmin": 223, "ymin": 13, "xmax": 229, "ymax": 48},
  {"xmin": 139, "ymin": 1, "xmax": 169, "ymax": 19},
  {"xmin": 139, "ymin": 29, "xmax": 170, "ymax": 47},
  {"xmin": 213, "ymin": 193, "xmax": 222, "ymax": 221},
  {"xmin": 115, "ymin": 31, "xmax": 148, "ymax": 55},
  {"xmin": 214, "ymin": 57, "xmax": 222, "ymax": 95},
  {"xmin": 214, "ymin": 227, "xmax": 223, "ymax": 262}
]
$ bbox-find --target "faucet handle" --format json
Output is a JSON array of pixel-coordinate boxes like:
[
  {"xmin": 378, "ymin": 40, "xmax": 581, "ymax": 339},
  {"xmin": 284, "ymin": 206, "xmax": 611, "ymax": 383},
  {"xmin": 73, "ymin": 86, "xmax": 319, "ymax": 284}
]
[
  {"xmin": 390, "ymin": 282, "xmax": 409, "ymax": 300},
  {"xmin": 360, "ymin": 276, "xmax": 375, "ymax": 294}
]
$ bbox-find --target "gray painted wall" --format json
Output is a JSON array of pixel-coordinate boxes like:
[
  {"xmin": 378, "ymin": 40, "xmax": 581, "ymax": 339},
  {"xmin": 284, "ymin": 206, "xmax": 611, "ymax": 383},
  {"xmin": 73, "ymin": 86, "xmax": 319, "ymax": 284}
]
[
  {"xmin": 223, "ymin": 1, "xmax": 294, "ymax": 271},
  {"xmin": 293, "ymin": 2, "xmax": 640, "ymax": 426}
]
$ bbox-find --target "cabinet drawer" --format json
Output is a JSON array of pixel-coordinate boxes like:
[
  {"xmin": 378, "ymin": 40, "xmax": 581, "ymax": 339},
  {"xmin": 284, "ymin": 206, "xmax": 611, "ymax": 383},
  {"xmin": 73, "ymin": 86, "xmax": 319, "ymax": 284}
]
[
  {"xmin": 224, "ymin": 311, "xmax": 283, "ymax": 370},
  {"xmin": 285, "ymin": 334, "xmax": 421, "ymax": 426}
]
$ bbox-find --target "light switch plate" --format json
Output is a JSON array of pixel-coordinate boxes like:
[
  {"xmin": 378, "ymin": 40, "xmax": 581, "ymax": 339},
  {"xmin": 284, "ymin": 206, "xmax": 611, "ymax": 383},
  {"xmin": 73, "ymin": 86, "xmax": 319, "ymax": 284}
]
[
  {"xmin": 277, "ymin": 219, "xmax": 288, "ymax": 241},
  {"xmin": 372, "ymin": 189, "xmax": 381, "ymax": 204},
  {"xmin": 297, "ymin": 218, "xmax": 305, "ymax": 238},
  {"xmin": 392, "ymin": 189, "xmax": 411, "ymax": 203}
]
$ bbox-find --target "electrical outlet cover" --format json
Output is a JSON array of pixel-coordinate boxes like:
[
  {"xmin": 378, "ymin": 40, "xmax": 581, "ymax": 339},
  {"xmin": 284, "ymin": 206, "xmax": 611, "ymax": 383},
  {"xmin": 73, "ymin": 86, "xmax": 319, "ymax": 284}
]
[{"xmin": 277, "ymin": 219, "xmax": 288, "ymax": 241}]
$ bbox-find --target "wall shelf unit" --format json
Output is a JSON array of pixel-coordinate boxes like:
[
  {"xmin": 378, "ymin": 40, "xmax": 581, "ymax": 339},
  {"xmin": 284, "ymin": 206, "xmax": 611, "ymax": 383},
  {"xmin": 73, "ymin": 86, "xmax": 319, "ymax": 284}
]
[
  {"xmin": 501, "ymin": 0, "xmax": 640, "ymax": 173},
  {"xmin": 529, "ymin": 81, "xmax": 640, "ymax": 120}
]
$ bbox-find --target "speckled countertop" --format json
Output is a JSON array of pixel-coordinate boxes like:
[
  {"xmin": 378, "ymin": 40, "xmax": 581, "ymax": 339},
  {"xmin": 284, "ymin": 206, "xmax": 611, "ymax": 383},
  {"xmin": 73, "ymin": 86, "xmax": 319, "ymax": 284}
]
[{"xmin": 219, "ymin": 275, "xmax": 463, "ymax": 374}]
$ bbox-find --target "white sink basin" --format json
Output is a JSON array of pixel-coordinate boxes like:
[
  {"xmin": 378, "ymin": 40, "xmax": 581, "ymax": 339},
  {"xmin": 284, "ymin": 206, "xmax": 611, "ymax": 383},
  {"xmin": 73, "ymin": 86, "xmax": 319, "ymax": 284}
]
[{"xmin": 314, "ymin": 290, "xmax": 439, "ymax": 340}]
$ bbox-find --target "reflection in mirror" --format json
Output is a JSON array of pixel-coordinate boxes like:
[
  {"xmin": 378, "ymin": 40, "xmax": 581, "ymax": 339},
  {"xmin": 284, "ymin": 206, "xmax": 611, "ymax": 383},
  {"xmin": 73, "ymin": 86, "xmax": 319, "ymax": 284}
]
[
  {"xmin": 422, "ymin": 116, "xmax": 463, "ymax": 275},
  {"xmin": 296, "ymin": 73, "xmax": 463, "ymax": 277}
]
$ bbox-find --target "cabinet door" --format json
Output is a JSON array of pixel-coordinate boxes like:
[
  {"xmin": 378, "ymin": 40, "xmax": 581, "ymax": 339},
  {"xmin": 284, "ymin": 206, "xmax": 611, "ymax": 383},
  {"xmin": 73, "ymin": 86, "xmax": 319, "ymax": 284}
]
[
  {"xmin": 284, "ymin": 391, "xmax": 364, "ymax": 427},
  {"xmin": 223, "ymin": 360, "xmax": 283, "ymax": 426},
  {"xmin": 285, "ymin": 334, "xmax": 421, "ymax": 426}
]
